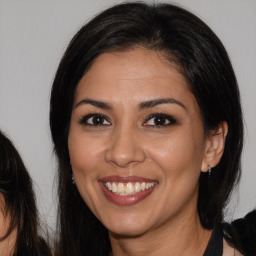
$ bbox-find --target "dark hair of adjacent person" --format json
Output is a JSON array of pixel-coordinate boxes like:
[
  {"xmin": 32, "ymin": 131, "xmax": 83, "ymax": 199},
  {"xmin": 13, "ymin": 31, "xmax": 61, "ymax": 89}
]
[
  {"xmin": 0, "ymin": 130, "xmax": 52, "ymax": 256},
  {"xmin": 50, "ymin": 2, "xmax": 243, "ymax": 255},
  {"xmin": 223, "ymin": 209, "xmax": 256, "ymax": 256}
]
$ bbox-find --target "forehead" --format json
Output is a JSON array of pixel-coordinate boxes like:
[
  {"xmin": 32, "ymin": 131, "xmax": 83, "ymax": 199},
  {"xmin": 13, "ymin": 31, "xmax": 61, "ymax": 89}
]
[{"xmin": 74, "ymin": 48, "xmax": 194, "ymax": 106}]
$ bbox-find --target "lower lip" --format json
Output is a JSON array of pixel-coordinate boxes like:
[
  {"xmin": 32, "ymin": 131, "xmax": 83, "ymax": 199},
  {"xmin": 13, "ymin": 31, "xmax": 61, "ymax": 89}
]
[{"xmin": 99, "ymin": 182, "xmax": 156, "ymax": 206}]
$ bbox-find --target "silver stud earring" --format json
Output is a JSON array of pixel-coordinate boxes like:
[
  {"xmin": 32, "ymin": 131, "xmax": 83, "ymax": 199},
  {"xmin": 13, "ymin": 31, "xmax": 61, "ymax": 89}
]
[
  {"xmin": 72, "ymin": 174, "xmax": 75, "ymax": 185},
  {"xmin": 208, "ymin": 165, "xmax": 212, "ymax": 177}
]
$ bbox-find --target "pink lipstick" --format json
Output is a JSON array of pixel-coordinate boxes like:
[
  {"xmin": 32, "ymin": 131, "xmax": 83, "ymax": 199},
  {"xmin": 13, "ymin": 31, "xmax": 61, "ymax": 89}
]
[{"xmin": 98, "ymin": 176, "xmax": 157, "ymax": 206}]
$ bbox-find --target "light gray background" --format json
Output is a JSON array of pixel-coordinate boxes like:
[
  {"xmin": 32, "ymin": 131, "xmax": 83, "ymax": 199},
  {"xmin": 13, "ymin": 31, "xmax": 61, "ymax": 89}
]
[{"xmin": 0, "ymin": 0, "xmax": 255, "ymax": 229}]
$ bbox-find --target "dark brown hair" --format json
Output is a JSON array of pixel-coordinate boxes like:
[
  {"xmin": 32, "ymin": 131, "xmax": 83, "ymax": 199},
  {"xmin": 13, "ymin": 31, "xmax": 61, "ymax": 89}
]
[
  {"xmin": 50, "ymin": 2, "xmax": 243, "ymax": 255},
  {"xmin": 0, "ymin": 130, "xmax": 52, "ymax": 256}
]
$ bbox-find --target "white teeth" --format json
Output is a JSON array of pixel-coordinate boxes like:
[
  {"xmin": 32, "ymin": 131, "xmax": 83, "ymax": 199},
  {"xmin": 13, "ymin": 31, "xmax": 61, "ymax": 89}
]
[
  {"xmin": 117, "ymin": 183, "xmax": 125, "ymax": 194},
  {"xmin": 112, "ymin": 183, "xmax": 117, "ymax": 193},
  {"xmin": 125, "ymin": 182, "xmax": 133, "ymax": 194},
  {"xmin": 106, "ymin": 182, "xmax": 112, "ymax": 191},
  {"xmin": 104, "ymin": 181, "xmax": 156, "ymax": 195},
  {"xmin": 134, "ymin": 182, "xmax": 141, "ymax": 193}
]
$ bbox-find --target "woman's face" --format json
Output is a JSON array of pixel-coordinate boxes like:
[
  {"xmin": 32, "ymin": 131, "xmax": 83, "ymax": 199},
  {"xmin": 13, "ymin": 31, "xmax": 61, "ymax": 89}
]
[{"xmin": 68, "ymin": 48, "xmax": 212, "ymax": 236}]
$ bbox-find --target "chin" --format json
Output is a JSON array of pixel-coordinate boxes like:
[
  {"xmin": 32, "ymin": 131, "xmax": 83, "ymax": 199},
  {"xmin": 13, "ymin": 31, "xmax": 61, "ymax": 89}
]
[
  {"xmin": 103, "ymin": 214, "xmax": 152, "ymax": 238},
  {"xmin": 108, "ymin": 225, "xmax": 149, "ymax": 238}
]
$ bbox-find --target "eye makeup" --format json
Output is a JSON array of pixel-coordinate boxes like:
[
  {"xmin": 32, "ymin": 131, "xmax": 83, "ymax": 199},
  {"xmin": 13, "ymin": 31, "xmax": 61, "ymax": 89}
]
[
  {"xmin": 143, "ymin": 113, "xmax": 177, "ymax": 128},
  {"xmin": 79, "ymin": 113, "xmax": 111, "ymax": 126}
]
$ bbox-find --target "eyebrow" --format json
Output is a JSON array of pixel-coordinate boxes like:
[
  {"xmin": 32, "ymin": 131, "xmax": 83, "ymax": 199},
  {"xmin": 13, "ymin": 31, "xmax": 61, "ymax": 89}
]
[
  {"xmin": 139, "ymin": 98, "xmax": 187, "ymax": 111},
  {"xmin": 74, "ymin": 99, "xmax": 112, "ymax": 110},
  {"xmin": 74, "ymin": 97, "xmax": 187, "ymax": 111}
]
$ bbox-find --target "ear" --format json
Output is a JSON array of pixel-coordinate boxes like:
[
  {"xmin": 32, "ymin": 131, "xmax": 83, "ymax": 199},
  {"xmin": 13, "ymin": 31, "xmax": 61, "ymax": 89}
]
[{"xmin": 201, "ymin": 121, "xmax": 228, "ymax": 172}]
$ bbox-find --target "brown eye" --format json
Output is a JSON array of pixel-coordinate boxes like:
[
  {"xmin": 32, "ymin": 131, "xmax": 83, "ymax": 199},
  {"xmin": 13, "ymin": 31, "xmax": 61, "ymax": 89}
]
[
  {"xmin": 153, "ymin": 116, "xmax": 168, "ymax": 126},
  {"xmin": 143, "ymin": 114, "xmax": 177, "ymax": 127},
  {"xmin": 79, "ymin": 114, "xmax": 111, "ymax": 126}
]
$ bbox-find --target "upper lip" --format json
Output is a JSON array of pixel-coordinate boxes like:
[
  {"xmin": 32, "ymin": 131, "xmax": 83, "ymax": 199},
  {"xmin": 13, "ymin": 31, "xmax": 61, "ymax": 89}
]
[{"xmin": 98, "ymin": 175, "xmax": 157, "ymax": 183}]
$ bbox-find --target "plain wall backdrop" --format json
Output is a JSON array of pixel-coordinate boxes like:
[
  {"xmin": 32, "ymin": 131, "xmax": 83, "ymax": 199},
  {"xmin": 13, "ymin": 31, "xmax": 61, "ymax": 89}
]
[{"xmin": 0, "ymin": 0, "xmax": 256, "ymax": 229}]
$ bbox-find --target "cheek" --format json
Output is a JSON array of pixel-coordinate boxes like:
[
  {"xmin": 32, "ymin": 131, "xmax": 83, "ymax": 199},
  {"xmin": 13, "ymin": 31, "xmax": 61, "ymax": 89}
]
[
  {"xmin": 145, "ymin": 131, "xmax": 204, "ymax": 215},
  {"xmin": 146, "ymin": 129, "xmax": 205, "ymax": 179},
  {"xmin": 68, "ymin": 130, "xmax": 104, "ymax": 213},
  {"xmin": 0, "ymin": 209, "xmax": 10, "ymax": 237},
  {"xmin": 68, "ymin": 130, "xmax": 102, "ymax": 178}
]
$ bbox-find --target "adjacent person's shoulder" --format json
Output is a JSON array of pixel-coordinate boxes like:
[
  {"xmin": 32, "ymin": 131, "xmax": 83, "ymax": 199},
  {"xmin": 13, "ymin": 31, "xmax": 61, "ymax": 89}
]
[
  {"xmin": 223, "ymin": 240, "xmax": 244, "ymax": 256},
  {"xmin": 234, "ymin": 250, "xmax": 244, "ymax": 256}
]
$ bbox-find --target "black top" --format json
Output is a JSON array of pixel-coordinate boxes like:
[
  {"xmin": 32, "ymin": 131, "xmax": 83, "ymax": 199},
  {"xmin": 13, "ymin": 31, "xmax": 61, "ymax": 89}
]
[{"xmin": 203, "ymin": 227, "xmax": 223, "ymax": 256}]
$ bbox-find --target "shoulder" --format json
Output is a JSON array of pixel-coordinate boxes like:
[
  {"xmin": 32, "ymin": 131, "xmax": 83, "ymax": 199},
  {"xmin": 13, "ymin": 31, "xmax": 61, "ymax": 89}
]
[{"xmin": 223, "ymin": 239, "xmax": 243, "ymax": 256}]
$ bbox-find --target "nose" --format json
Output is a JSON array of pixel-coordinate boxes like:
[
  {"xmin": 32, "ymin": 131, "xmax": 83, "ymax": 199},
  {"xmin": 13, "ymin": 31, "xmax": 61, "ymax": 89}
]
[{"xmin": 105, "ymin": 126, "xmax": 146, "ymax": 168}]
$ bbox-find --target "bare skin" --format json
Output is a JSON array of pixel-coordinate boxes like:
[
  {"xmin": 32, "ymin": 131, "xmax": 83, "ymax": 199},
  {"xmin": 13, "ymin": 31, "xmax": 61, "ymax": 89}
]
[
  {"xmin": 0, "ymin": 194, "xmax": 17, "ymax": 256},
  {"xmin": 223, "ymin": 240, "xmax": 244, "ymax": 256},
  {"xmin": 109, "ymin": 192, "xmax": 212, "ymax": 256}
]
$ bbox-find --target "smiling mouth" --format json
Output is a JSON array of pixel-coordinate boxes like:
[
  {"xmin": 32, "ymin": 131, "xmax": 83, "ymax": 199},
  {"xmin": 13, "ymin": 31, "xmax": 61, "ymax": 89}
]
[
  {"xmin": 99, "ymin": 176, "xmax": 158, "ymax": 206},
  {"xmin": 104, "ymin": 181, "xmax": 157, "ymax": 196}
]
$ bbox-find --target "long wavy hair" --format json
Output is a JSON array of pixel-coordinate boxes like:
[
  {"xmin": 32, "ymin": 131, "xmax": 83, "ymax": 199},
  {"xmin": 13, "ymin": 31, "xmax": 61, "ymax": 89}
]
[
  {"xmin": 0, "ymin": 130, "xmax": 52, "ymax": 256},
  {"xmin": 50, "ymin": 2, "xmax": 243, "ymax": 255}
]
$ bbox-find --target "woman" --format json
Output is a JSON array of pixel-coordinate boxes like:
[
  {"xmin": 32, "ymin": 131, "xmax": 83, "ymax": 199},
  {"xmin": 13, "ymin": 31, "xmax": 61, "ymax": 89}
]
[
  {"xmin": 0, "ymin": 130, "xmax": 52, "ymax": 256},
  {"xmin": 50, "ymin": 2, "xmax": 245, "ymax": 255}
]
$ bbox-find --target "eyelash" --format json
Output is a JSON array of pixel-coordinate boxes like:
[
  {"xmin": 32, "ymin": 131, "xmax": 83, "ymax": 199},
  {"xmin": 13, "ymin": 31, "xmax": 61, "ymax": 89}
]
[
  {"xmin": 79, "ymin": 114, "xmax": 111, "ymax": 126},
  {"xmin": 79, "ymin": 113, "xmax": 177, "ymax": 128},
  {"xmin": 143, "ymin": 113, "xmax": 177, "ymax": 127}
]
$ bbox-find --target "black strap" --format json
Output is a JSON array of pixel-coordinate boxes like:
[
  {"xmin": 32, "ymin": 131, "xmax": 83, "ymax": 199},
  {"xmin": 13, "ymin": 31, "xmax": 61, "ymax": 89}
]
[{"xmin": 203, "ymin": 227, "xmax": 223, "ymax": 256}]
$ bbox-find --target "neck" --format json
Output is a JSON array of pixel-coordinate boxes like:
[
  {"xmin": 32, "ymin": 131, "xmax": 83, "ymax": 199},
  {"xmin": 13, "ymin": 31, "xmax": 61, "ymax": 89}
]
[{"xmin": 109, "ymin": 195, "xmax": 212, "ymax": 256}]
